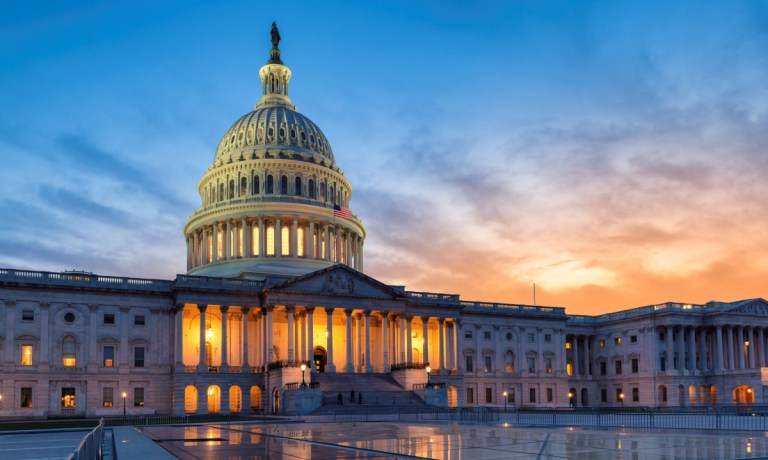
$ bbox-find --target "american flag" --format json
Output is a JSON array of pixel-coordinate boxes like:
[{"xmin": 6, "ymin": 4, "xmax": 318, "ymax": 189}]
[{"xmin": 333, "ymin": 204, "xmax": 354, "ymax": 220}]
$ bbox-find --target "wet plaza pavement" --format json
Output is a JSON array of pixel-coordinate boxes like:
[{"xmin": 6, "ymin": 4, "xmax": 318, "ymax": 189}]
[{"xmin": 138, "ymin": 421, "xmax": 768, "ymax": 459}]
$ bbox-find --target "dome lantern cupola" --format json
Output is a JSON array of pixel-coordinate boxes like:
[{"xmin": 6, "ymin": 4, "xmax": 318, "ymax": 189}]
[{"xmin": 183, "ymin": 23, "xmax": 366, "ymax": 280}]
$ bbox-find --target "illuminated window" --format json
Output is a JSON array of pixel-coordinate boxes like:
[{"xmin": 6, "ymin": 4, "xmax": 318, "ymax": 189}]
[
  {"xmin": 103, "ymin": 387, "xmax": 114, "ymax": 407},
  {"xmin": 62, "ymin": 336, "xmax": 76, "ymax": 366},
  {"xmin": 252, "ymin": 227, "xmax": 260, "ymax": 256},
  {"xmin": 281, "ymin": 226, "xmax": 290, "ymax": 255},
  {"xmin": 614, "ymin": 337, "xmax": 622, "ymax": 345},
  {"xmin": 61, "ymin": 387, "xmax": 76, "ymax": 408},
  {"xmin": 297, "ymin": 227, "xmax": 305, "ymax": 256},
  {"xmin": 505, "ymin": 350, "xmax": 515, "ymax": 373},
  {"xmin": 103, "ymin": 346, "xmax": 114, "ymax": 367},
  {"xmin": 527, "ymin": 356, "xmax": 535, "ymax": 373},
  {"xmin": 565, "ymin": 341, "xmax": 572, "ymax": 350},
  {"xmin": 599, "ymin": 339, "xmax": 605, "ymax": 348},
  {"xmin": 21, "ymin": 345, "xmax": 33, "ymax": 366},
  {"xmin": 545, "ymin": 357, "xmax": 553, "ymax": 373},
  {"xmin": 20, "ymin": 387, "xmax": 33, "ymax": 408},
  {"xmin": 566, "ymin": 362, "xmax": 573, "ymax": 376},
  {"xmin": 483, "ymin": 355, "xmax": 492, "ymax": 373},
  {"xmin": 229, "ymin": 180, "xmax": 235, "ymax": 199},
  {"xmin": 134, "ymin": 387, "xmax": 145, "ymax": 407},
  {"xmin": 295, "ymin": 177, "xmax": 302, "ymax": 196},
  {"xmin": 266, "ymin": 226, "xmax": 275, "ymax": 255}
]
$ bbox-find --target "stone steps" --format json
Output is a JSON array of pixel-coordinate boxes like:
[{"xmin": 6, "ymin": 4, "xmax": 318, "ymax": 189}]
[{"xmin": 309, "ymin": 373, "xmax": 426, "ymax": 414}]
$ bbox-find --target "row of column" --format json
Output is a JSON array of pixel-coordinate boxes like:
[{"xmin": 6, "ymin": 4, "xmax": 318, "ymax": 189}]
[
  {"xmin": 174, "ymin": 304, "xmax": 458, "ymax": 373},
  {"xmin": 186, "ymin": 217, "xmax": 363, "ymax": 271}
]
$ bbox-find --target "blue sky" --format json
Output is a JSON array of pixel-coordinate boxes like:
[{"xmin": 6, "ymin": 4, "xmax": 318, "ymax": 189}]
[{"xmin": 2, "ymin": 1, "xmax": 767, "ymax": 314}]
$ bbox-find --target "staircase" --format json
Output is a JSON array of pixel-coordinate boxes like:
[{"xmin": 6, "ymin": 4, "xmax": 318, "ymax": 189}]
[{"xmin": 309, "ymin": 373, "xmax": 426, "ymax": 414}]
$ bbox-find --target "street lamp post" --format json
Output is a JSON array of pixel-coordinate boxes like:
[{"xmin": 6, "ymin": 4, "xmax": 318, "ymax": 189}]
[
  {"xmin": 619, "ymin": 392, "xmax": 624, "ymax": 407},
  {"xmin": 122, "ymin": 391, "xmax": 127, "ymax": 418},
  {"xmin": 503, "ymin": 391, "xmax": 508, "ymax": 411},
  {"xmin": 426, "ymin": 366, "xmax": 431, "ymax": 387},
  {"xmin": 300, "ymin": 363, "xmax": 307, "ymax": 388},
  {"xmin": 568, "ymin": 391, "xmax": 573, "ymax": 408}
]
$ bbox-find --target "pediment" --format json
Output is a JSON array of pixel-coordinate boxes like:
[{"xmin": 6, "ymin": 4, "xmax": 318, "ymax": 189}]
[
  {"xmin": 725, "ymin": 298, "xmax": 768, "ymax": 315},
  {"xmin": 267, "ymin": 265, "xmax": 405, "ymax": 300}
]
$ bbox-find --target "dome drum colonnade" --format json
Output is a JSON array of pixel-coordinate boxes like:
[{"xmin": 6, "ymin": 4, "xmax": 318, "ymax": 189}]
[
  {"xmin": 183, "ymin": 28, "xmax": 364, "ymax": 279},
  {"xmin": 173, "ymin": 303, "xmax": 460, "ymax": 375}
]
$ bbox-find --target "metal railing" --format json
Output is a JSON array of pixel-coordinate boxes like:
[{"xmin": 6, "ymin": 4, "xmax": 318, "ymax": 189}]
[
  {"xmin": 66, "ymin": 418, "xmax": 104, "ymax": 460},
  {"xmin": 390, "ymin": 362, "xmax": 429, "ymax": 371}
]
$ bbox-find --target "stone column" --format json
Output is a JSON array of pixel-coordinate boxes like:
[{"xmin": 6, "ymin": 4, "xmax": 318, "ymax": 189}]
[
  {"xmin": 422, "ymin": 317, "xmax": 430, "ymax": 366},
  {"xmin": 40, "ymin": 303, "xmax": 50, "ymax": 367},
  {"xmin": 290, "ymin": 218, "xmax": 298, "ymax": 257},
  {"xmin": 275, "ymin": 217, "xmax": 282, "ymax": 258},
  {"xmin": 175, "ymin": 305, "xmax": 184, "ymax": 368},
  {"xmin": 573, "ymin": 335, "xmax": 580, "ymax": 376},
  {"xmin": 749, "ymin": 327, "xmax": 756, "ymax": 368},
  {"xmin": 241, "ymin": 307, "xmax": 250, "ymax": 371},
  {"xmin": 363, "ymin": 310, "xmax": 372, "ymax": 373},
  {"xmin": 687, "ymin": 328, "xmax": 696, "ymax": 372},
  {"xmin": 308, "ymin": 221, "xmax": 316, "ymax": 259},
  {"xmin": 299, "ymin": 312, "xmax": 306, "ymax": 363},
  {"xmin": 307, "ymin": 308, "xmax": 316, "ymax": 371},
  {"xmin": 243, "ymin": 217, "xmax": 250, "ymax": 258},
  {"xmin": 325, "ymin": 307, "xmax": 336, "ymax": 372},
  {"xmin": 381, "ymin": 312, "xmax": 390, "ymax": 372},
  {"xmin": 344, "ymin": 309, "xmax": 354, "ymax": 372},
  {"xmin": 665, "ymin": 326, "xmax": 674, "ymax": 371},
  {"xmin": 399, "ymin": 315, "xmax": 407, "ymax": 364},
  {"xmin": 212, "ymin": 223, "xmax": 219, "ymax": 262},
  {"xmin": 192, "ymin": 231, "xmax": 199, "ymax": 267},
  {"xmin": 727, "ymin": 326, "xmax": 735, "ymax": 370},
  {"xmin": 286, "ymin": 306, "xmax": 295, "ymax": 362},
  {"xmin": 737, "ymin": 326, "xmax": 745, "ymax": 369},
  {"xmin": 335, "ymin": 226, "xmax": 342, "ymax": 264},
  {"xmin": 699, "ymin": 328, "xmax": 708, "ymax": 371},
  {"xmin": 324, "ymin": 224, "xmax": 332, "ymax": 261},
  {"xmin": 258, "ymin": 216, "xmax": 265, "ymax": 257},
  {"xmin": 225, "ymin": 219, "xmax": 231, "ymax": 259},
  {"xmin": 438, "ymin": 318, "xmax": 446, "ymax": 370},
  {"xmin": 198, "ymin": 304, "xmax": 207, "ymax": 372},
  {"xmin": 345, "ymin": 231, "xmax": 351, "ymax": 266},
  {"xmin": 762, "ymin": 328, "xmax": 768, "ymax": 367},
  {"xmin": 265, "ymin": 307, "xmax": 273, "ymax": 365},
  {"xmin": 406, "ymin": 316, "xmax": 413, "ymax": 363},
  {"xmin": 219, "ymin": 306, "xmax": 229, "ymax": 371},
  {"xmin": 201, "ymin": 227, "xmax": 208, "ymax": 264},
  {"xmin": 359, "ymin": 239, "xmax": 364, "ymax": 272},
  {"xmin": 716, "ymin": 325, "xmax": 724, "ymax": 370}
]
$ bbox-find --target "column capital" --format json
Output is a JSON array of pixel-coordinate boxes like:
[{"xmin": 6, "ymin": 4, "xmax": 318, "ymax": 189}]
[
  {"xmin": 174, "ymin": 304, "xmax": 185, "ymax": 313},
  {"xmin": 220, "ymin": 305, "xmax": 230, "ymax": 313},
  {"xmin": 305, "ymin": 306, "xmax": 316, "ymax": 314},
  {"xmin": 380, "ymin": 310, "xmax": 389, "ymax": 319},
  {"xmin": 197, "ymin": 304, "xmax": 208, "ymax": 312},
  {"xmin": 40, "ymin": 302, "xmax": 51, "ymax": 310},
  {"xmin": 324, "ymin": 307, "xmax": 335, "ymax": 315},
  {"xmin": 363, "ymin": 309, "xmax": 372, "ymax": 317},
  {"xmin": 241, "ymin": 306, "xmax": 251, "ymax": 315},
  {"xmin": 344, "ymin": 308, "xmax": 354, "ymax": 316},
  {"xmin": 285, "ymin": 305, "xmax": 295, "ymax": 313}
]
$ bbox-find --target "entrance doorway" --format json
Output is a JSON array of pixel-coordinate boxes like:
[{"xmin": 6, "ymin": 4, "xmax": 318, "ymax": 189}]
[
  {"xmin": 734, "ymin": 385, "xmax": 754, "ymax": 404},
  {"xmin": 314, "ymin": 346, "xmax": 328, "ymax": 373}
]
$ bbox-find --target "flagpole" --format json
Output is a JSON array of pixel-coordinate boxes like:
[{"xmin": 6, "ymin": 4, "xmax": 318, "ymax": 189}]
[{"xmin": 533, "ymin": 283, "xmax": 536, "ymax": 306}]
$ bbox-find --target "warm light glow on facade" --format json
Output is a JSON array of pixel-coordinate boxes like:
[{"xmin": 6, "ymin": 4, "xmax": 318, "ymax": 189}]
[
  {"xmin": 281, "ymin": 226, "xmax": 290, "ymax": 256},
  {"xmin": 21, "ymin": 345, "xmax": 32, "ymax": 366},
  {"xmin": 266, "ymin": 226, "xmax": 275, "ymax": 255}
]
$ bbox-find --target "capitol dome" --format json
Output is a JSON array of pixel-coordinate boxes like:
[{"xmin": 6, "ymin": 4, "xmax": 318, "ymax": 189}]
[{"xmin": 183, "ymin": 24, "xmax": 365, "ymax": 279}]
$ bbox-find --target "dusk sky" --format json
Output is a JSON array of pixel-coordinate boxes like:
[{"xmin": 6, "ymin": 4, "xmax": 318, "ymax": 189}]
[{"xmin": 2, "ymin": 1, "xmax": 767, "ymax": 315}]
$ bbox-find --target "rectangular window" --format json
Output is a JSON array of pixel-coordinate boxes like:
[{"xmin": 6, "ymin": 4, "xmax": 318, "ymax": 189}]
[
  {"xmin": 466, "ymin": 388, "xmax": 474, "ymax": 404},
  {"xmin": 601, "ymin": 389, "xmax": 607, "ymax": 403},
  {"xmin": 134, "ymin": 387, "xmax": 145, "ymax": 407},
  {"xmin": 527, "ymin": 357, "xmax": 535, "ymax": 373},
  {"xmin": 20, "ymin": 387, "xmax": 33, "ymax": 408},
  {"xmin": 545, "ymin": 357, "xmax": 553, "ymax": 374},
  {"xmin": 483, "ymin": 331, "xmax": 491, "ymax": 340},
  {"xmin": 527, "ymin": 333, "xmax": 534, "ymax": 342},
  {"xmin": 103, "ymin": 387, "xmax": 114, "ymax": 407},
  {"xmin": 544, "ymin": 334, "xmax": 552, "ymax": 342},
  {"xmin": 21, "ymin": 345, "xmax": 33, "ymax": 366},
  {"xmin": 61, "ymin": 387, "xmax": 76, "ymax": 408},
  {"xmin": 547, "ymin": 388, "xmax": 553, "ymax": 403},
  {"xmin": 616, "ymin": 388, "xmax": 623, "ymax": 403},
  {"xmin": 631, "ymin": 358, "xmax": 639, "ymax": 373},
  {"xmin": 134, "ymin": 347, "xmax": 145, "ymax": 368},
  {"xmin": 630, "ymin": 335, "xmax": 638, "ymax": 343},
  {"xmin": 465, "ymin": 355, "xmax": 473, "ymax": 373},
  {"xmin": 565, "ymin": 341, "xmax": 572, "ymax": 349},
  {"xmin": 104, "ymin": 313, "xmax": 115, "ymax": 325},
  {"xmin": 21, "ymin": 309, "xmax": 34, "ymax": 321},
  {"xmin": 103, "ymin": 346, "xmax": 115, "ymax": 367},
  {"xmin": 614, "ymin": 337, "xmax": 622, "ymax": 345},
  {"xmin": 600, "ymin": 362, "xmax": 606, "ymax": 376},
  {"xmin": 507, "ymin": 388, "xmax": 515, "ymax": 403},
  {"xmin": 632, "ymin": 387, "xmax": 639, "ymax": 402},
  {"xmin": 599, "ymin": 339, "xmax": 605, "ymax": 348},
  {"xmin": 465, "ymin": 330, "xmax": 473, "ymax": 339},
  {"xmin": 484, "ymin": 355, "xmax": 492, "ymax": 373},
  {"xmin": 134, "ymin": 315, "xmax": 145, "ymax": 326},
  {"xmin": 615, "ymin": 360, "xmax": 622, "ymax": 374},
  {"xmin": 529, "ymin": 388, "xmax": 536, "ymax": 403},
  {"xmin": 485, "ymin": 387, "xmax": 493, "ymax": 404}
]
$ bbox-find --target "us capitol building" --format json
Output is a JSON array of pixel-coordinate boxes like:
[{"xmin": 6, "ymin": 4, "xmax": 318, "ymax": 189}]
[{"xmin": 1, "ymin": 25, "xmax": 766, "ymax": 419}]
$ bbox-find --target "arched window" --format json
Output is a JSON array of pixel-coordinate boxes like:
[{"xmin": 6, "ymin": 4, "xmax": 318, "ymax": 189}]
[
  {"xmin": 297, "ymin": 227, "xmax": 305, "ymax": 257},
  {"xmin": 330, "ymin": 184, "xmax": 336, "ymax": 204},
  {"xmin": 250, "ymin": 386, "xmax": 262, "ymax": 411},
  {"xmin": 295, "ymin": 177, "xmax": 302, "ymax": 196},
  {"xmin": 280, "ymin": 175, "xmax": 288, "ymax": 194},
  {"xmin": 184, "ymin": 385, "xmax": 198, "ymax": 414},
  {"xmin": 281, "ymin": 226, "xmax": 290, "ymax": 256},
  {"xmin": 308, "ymin": 179, "xmax": 316, "ymax": 198},
  {"xmin": 229, "ymin": 386, "xmax": 242, "ymax": 413},
  {"xmin": 252, "ymin": 176, "xmax": 260, "ymax": 195},
  {"xmin": 62, "ymin": 336, "xmax": 76, "ymax": 366},
  {"xmin": 229, "ymin": 180, "xmax": 235, "ymax": 199},
  {"xmin": 266, "ymin": 175, "xmax": 274, "ymax": 194},
  {"xmin": 505, "ymin": 350, "xmax": 515, "ymax": 373},
  {"xmin": 320, "ymin": 181, "xmax": 326, "ymax": 201},
  {"xmin": 219, "ymin": 183, "xmax": 224, "ymax": 201},
  {"xmin": 240, "ymin": 177, "xmax": 247, "ymax": 197},
  {"xmin": 266, "ymin": 226, "xmax": 275, "ymax": 256}
]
